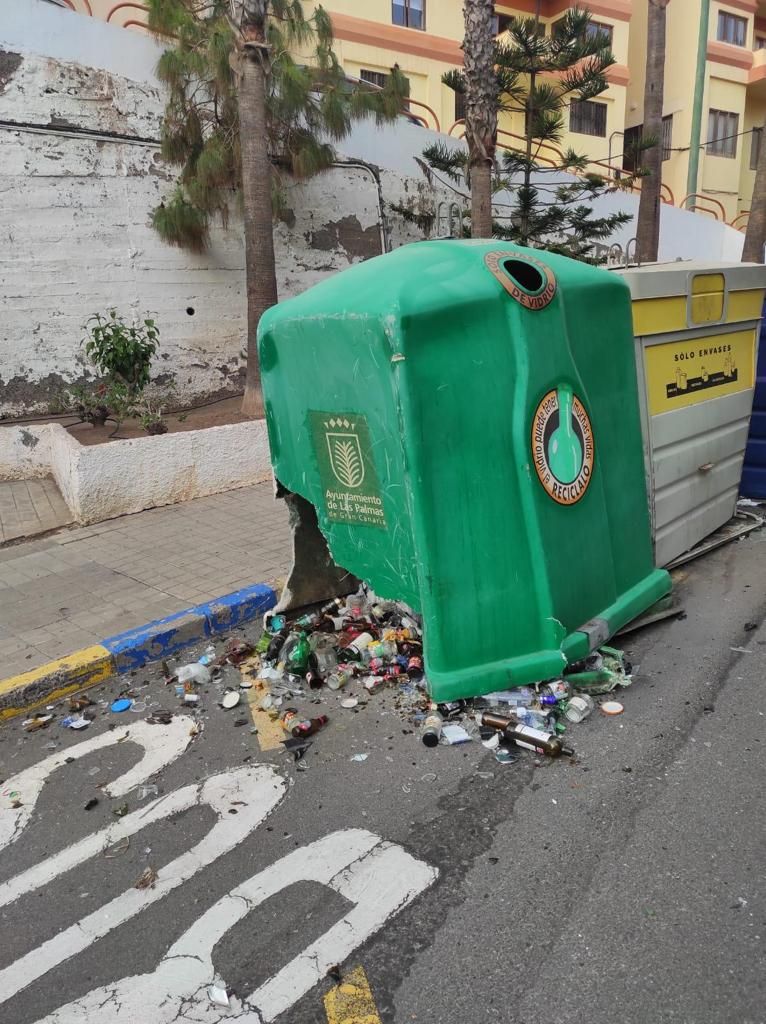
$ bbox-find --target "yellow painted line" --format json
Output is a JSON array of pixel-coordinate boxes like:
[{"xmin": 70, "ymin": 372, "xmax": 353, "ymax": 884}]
[
  {"xmin": 324, "ymin": 966, "xmax": 382, "ymax": 1024},
  {"xmin": 240, "ymin": 655, "xmax": 285, "ymax": 752},
  {"xmin": 0, "ymin": 645, "xmax": 114, "ymax": 721}
]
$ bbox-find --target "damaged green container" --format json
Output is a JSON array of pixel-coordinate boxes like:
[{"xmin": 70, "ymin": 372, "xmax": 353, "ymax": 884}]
[{"xmin": 259, "ymin": 240, "xmax": 670, "ymax": 701}]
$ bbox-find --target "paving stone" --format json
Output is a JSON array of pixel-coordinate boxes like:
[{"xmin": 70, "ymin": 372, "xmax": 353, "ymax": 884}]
[{"xmin": 0, "ymin": 482, "xmax": 290, "ymax": 672}]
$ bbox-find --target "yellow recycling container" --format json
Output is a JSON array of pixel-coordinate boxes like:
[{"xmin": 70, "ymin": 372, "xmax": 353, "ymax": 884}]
[{"xmin": 615, "ymin": 262, "xmax": 766, "ymax": 567}]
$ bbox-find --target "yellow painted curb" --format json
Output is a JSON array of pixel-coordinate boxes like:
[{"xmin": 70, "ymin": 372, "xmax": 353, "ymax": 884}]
[
  {"xmin": 324, "ymin": 966, "xmax": 382, "ymax": 1024},
  {"xmin": 0, "ymin": 645, "xmax": 115, "ymax": 721}
]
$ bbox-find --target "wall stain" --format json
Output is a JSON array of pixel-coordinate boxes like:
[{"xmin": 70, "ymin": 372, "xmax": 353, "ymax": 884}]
[
  {"xmin": 307, "ymin": 215, "xmax": 381, "ymax": 260},
  {"xmin": 0, "ymin": 51, "xmax": 23, "ymax": 93}
]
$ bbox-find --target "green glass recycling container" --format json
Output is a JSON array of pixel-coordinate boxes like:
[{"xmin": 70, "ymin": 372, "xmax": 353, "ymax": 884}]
[{"xmin": 259, "ymin": 240, "xmax": 670, "ymax": 701}]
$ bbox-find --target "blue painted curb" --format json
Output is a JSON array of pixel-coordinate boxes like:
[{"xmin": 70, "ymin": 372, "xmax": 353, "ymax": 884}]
[{"xmin": 102, "ymin": 583, "xmax": 277, "ymax": 672}]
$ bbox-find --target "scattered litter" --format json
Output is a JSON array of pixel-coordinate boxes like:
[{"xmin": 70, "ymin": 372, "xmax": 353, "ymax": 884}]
[
  {"xmin": 738, "ymin": 498, "xmax": 762, "ymax": 507},
  {"xmin": 146, "ymin": 710, "xmax": 173, "ymax": 725},
  {"xmin": 421, "ymin": 711, "xmax": 443, "ymax": 748},
  {"xmin": 130, "ymin": 700, "xmax": 148, "ymax": 713},
  {"xmin": 23, "ymin": 714, "xmax": 54, "ymax": 732},
  {"xmin": 137, "ymin": 784, "xmax": 159, "ymax": 801},
  {"xmin": 239, "ymin": 680, "xmax": 253, "ymax": 689},
  {"xmin": 198, "ymin": 645, "xmax": 217, "ymax": 667},
  {"xmin": 69, "ymin": 695, "xmax": 94, "ymax": 712},
  {"xmin": 600, "ymin": 700, "xmax": 624, "ymax": 716},
  {"xmin": 207, "ymin": 987, "xmax": 230, "ymax": 1008},
  {"xmin": 350, "ymin": 753, "xmax": 369, "ymax": 762},
  {"xmin": 113, "ymin": 802, "xmax": 129, "ymax": 818},
  {"xmin": 730, "ymin": 646, "xmax": 753, "ymax": 654},
  {"xmin": 477, "ymin": 711, "xmax": 574, "ymax": 758},
  {"xmin": 564, "ymin": 694, "xmax": 594, "ymax": 723},
  {"xmin": 61, "ymin": 715, "xmax": 91, "ymax": 730},
  {"xmin": 111, "ymin": 699, "xmax": 133, "ymax": 713},
  {"xmin": 441, "ymin": 723, "xmax": 472, "ymax": 745},
  {"xmin": 87, "ymin": 766, "xmax": 101, "ymax": 776},
  {"xmin": 482, "ymin": 732, "xmax": 500, "ymax": 750},
  {"xmin": 134, "ymin": 866, "xmax": 158, "ymax": 890},
  {"xmin": 176, "ymin": 663, "xmax": 211, "ymax": 687},
  {"xmin": 420, "ymin": 772, "xmax": 438, "ymax": 783},
  {"xmin": 183, "ymin": 693, "xmax": 200, "ymax": 705},
  {"xmin": 341, "ymin": 697, "xmax": 359, "ymax": 709},
  {"xmin": 83, "ymin": 797, "xmax": 99, "ymax": 811},
  {"xmin": 744, "ymin": 622, "xmax": 758, "ymax": 632},
  {"xmin": 103, "ymin": 836, "xmax": 130, "ymax": 858},
  {"xmin": 221, "ymin": 691, "xmax": 241, "ymax": 710},
  {"xmin": 495, "ymin": 747, "xmax": 518, "ymax": 765}
]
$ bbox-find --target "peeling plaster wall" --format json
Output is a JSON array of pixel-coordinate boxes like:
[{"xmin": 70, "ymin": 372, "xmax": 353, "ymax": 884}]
[{"xmin": 0, "ymin": 19, "xmax": 452, "ymax": 417}]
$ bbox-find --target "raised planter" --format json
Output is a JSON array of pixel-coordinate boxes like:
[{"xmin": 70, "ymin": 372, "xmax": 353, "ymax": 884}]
[{"xmin": 0, "ymin": 420, "xmax": 271, "ymax": 525}]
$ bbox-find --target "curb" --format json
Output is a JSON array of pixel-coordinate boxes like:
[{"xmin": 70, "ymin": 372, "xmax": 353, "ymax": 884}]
[{"xmin": 0, "ymin": 583, "xmax": 277, "ymax": 722}]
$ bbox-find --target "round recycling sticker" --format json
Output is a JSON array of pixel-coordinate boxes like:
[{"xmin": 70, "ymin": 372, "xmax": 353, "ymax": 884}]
[{"xmin": 531, "ymin": 385, "xmax": 594, "ymax": 506}]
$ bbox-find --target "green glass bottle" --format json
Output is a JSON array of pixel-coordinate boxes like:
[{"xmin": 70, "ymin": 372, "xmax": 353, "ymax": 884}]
[
  {"xmin": 548, "ymin": 384, "xmax": 582, "ymax": 484},
  {"xmin": 285, "ymin": 630, "xmax": 311, "ymax": 675}
]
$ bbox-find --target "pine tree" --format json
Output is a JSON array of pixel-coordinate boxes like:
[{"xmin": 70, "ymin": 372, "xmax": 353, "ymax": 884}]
[
  {"xmin": 424, "ymin": 7, "xmax": 641, "ymax": 262},
  {"xmin": 146, "ymin": 0, "xmax": 407, "ymax": 416}
]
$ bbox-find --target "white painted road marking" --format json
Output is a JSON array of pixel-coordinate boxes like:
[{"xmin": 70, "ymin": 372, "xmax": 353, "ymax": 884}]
[
  {"xmin": 0, "ymin": 717, "xmax": 195, "ymax": 851},
  {"xmin": 0, "ymin": 765, "xmax": 285, "ymax": 1004},
  {"xmin": 0, "ymin": 721, "xmax": 437, "ymax": 1023},
  {"xmin": 30, "ymin": 830, "xmax": 438, "ymax": 1023}
]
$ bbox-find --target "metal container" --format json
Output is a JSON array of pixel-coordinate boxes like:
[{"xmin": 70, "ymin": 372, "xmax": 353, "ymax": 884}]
[{"xmin": 615, "ymin": 262, "xmax": 766, "ymax": 567}]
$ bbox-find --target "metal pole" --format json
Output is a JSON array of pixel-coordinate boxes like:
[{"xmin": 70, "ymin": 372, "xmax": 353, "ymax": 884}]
[{"xmin": 686, "ymin": 0, "xmax": 710, "ymax": 204}]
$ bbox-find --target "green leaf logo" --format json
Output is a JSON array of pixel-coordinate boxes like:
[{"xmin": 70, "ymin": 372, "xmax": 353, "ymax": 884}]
[{"xmin": 327, "ymin": 432, "xmax": 365, "ymax": 488}]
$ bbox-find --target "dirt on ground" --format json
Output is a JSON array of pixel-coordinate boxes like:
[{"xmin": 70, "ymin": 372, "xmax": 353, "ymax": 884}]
[{"xmin": 15, "ymin": 396, "xmax": 252, "ymax": 446}]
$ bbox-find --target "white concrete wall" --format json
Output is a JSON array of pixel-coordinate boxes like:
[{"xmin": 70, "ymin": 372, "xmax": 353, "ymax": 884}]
[{"xmin": 0, "ymin": 420, "xmax": 271, "ymax": 523}]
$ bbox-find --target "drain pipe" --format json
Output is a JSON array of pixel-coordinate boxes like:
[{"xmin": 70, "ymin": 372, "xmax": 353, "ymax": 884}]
[
  {"xmin": 686, "ymin": 0, "xmax": 710, "ymax": 203},
  {"xmin": 332, "ymin": 160, "xmax": 390, "ymax": 255}
]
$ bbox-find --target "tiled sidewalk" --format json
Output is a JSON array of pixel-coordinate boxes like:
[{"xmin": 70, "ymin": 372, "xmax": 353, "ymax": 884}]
[
  {"xmin": 0, "ymin": 478, "xmax": 73, "ymax": 543},
  {"xmin": 0, "ymin": 484, "xmax": 291, "ymax": 677}
]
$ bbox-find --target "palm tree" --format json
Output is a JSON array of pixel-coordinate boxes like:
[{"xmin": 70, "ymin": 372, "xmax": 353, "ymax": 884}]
[
  {"xmin": 462, "ymin": 0, "xmax": 498, "ymax": 237},
  {"xmin": 147, "ymin": 0, "xmax": 406, "ymax": 418},
  {"xmin": 743, "ymin": 116, "xmax": 766, "ymax": 263},
  {"xmin": 635, "ymin": 0, "xmax": 668, "ymax": 263}
]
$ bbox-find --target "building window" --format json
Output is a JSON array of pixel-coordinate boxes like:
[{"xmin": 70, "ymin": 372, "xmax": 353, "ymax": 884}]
[
  {"xmin": 360, "ymin": 69, "xmax": 388, "ymax": 90},
  {"xmin": 662, "ymin": 114, "xmax": 673, "ymax": 160},
  {"xmin": 491, "ymin": 13, "xmax": 513, "ymax": 34},
  {"xmin": 623, "ymin": 123, "xmax": 642, "ymax": 173},
  {"xmin": 717, "ymin": 10, "xmax": 747, "ymax": 46},
  {"xmin": 552, "ymin": 17, "xmax": 610, "ymax": 43},
  {"xmin": 756, "ymin": 34, "xmax": 766, "ymax": 49},
  {"xmin": 570, "ymin": 99, "xmax": 608, "ymax": 137},
  {"xmin": 751, "ymin": 126, "xmax": 762, "ymax": 169},
  {"xmin": 454, "ymin": 90, "xmax": 466, "ymax": 122},
  {"xmin": 707, "ymin": 108, "xmax": 739, "ymax": 157},
  {"xmin": 586, "ymin": 21, "xmax": 614, "ymax": 44},
  {"xmin": 392, "ymin": 0, "xmax": 424, "ymax": 30}
]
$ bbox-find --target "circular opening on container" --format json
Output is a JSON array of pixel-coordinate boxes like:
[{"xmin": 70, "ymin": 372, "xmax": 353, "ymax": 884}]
[
  {"xmin": 186, "ymin": 306, "xmax": 195, "ymax": 316},
  {"xmin": 502, "ymin": 258, "xmax": 546, "ymax": 295}
]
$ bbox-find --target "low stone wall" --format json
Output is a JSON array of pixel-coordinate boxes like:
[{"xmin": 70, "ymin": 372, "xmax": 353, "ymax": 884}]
[{"xmin": 0, "ymin": 421, "xmax": 271, "ymax": 524}]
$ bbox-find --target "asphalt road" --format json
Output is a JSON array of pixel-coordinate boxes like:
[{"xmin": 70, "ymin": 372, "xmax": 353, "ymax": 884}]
[{"xmin": 1, "ymin": 531, "xmax": 766, "ymax": 1024}]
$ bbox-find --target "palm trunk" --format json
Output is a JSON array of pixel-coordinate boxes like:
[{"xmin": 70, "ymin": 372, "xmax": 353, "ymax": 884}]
[
  {"xmin": 239, "ymin": 39, "xmax": 278, "ymax": 419},
  {"xmin": 743, "ymin": 116, "xmax": 766, "ymax": 263},
  {"xmin": 463, "ymin": 0, "xmax": 497, "ymax": 238},
  {"xmin": 636, "ymin": 0, "xmax": 668, "ymax": 264}
]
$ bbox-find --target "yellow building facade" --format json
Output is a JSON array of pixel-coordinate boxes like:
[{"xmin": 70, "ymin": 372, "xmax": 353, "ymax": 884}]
[{"xmin": 70, "ymin": 0, "xmax": 766, "ymax": 230}]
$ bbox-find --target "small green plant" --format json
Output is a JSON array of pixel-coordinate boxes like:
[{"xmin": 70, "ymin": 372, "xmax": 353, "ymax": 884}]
[
  {"xmin": 61, "ymin": 384, "xmax": 111, "ymax": 427},
  {"xmin": 82, "ymin": 311, "xmax": 160, "ymax": 396},
  {"xmin": 133, "ymin": 393, "xmax": 170, "ymax": 435}
]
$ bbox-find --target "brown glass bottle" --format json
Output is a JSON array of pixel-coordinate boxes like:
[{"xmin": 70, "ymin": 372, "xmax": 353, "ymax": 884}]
[{"xmin": 477, "ymin": 711, "xmax": 574, "ymax": 758}]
